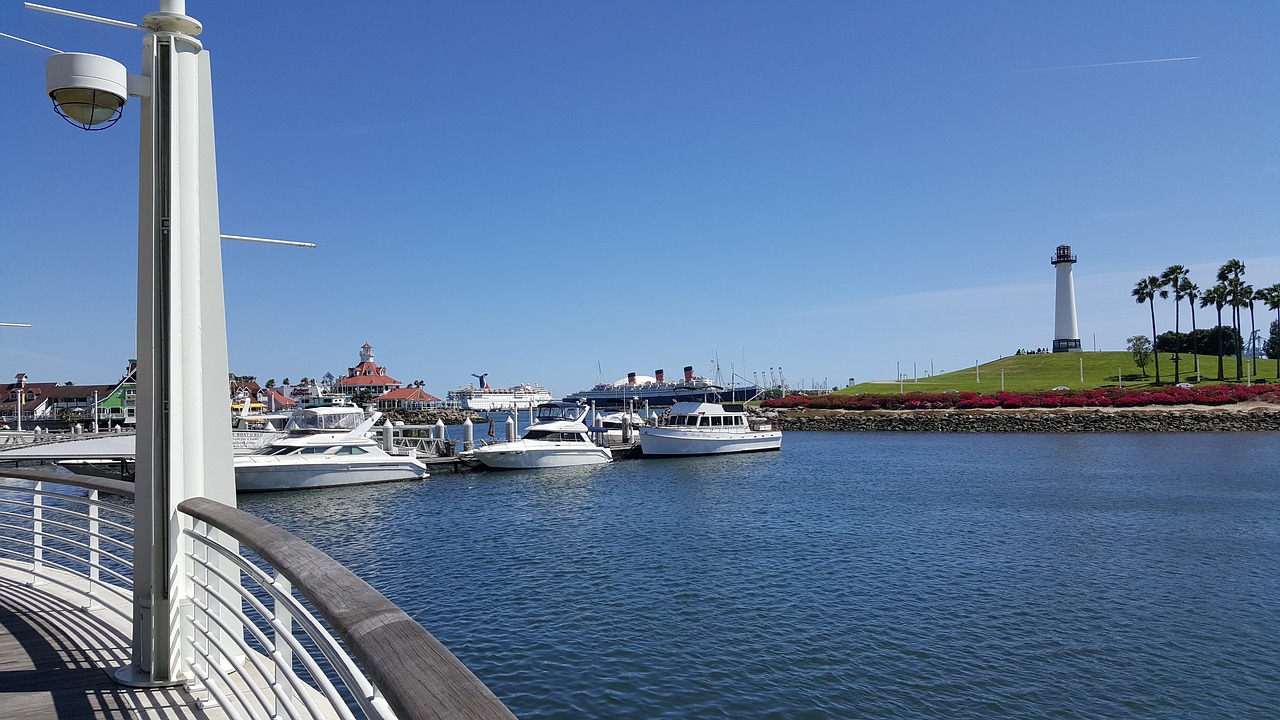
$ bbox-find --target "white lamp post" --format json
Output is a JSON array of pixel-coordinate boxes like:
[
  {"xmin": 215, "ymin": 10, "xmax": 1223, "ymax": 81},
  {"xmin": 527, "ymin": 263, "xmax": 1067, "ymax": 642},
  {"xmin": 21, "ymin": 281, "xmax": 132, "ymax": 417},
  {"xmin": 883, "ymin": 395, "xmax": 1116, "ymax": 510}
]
[{"xmin": 39, "ymin": 0, "xmax": 236, "ymax": 687}]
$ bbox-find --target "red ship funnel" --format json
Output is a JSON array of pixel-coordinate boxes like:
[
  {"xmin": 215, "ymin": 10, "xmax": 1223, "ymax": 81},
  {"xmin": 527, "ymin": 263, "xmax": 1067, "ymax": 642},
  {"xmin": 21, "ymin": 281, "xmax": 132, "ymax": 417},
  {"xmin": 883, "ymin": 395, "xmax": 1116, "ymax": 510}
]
[
  {"xmin": 655, "ymin": 369, "xmax": 664, "ymax": 383},
  {"xmin": 684, "ymin": 366, "xmax": 694, "ymax": 382}
]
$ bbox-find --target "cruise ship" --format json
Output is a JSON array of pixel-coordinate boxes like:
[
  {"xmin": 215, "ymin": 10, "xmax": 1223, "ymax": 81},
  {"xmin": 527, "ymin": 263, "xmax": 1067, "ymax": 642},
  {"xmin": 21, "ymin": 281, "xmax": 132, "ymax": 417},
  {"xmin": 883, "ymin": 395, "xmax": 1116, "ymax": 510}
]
[
  {"xmin": 446, "ymin": 374, "xmax": 553, "ymax": 411},
  {"xmin": 566, "ymin": 366, "xmax": 761, "ymax": 409}
]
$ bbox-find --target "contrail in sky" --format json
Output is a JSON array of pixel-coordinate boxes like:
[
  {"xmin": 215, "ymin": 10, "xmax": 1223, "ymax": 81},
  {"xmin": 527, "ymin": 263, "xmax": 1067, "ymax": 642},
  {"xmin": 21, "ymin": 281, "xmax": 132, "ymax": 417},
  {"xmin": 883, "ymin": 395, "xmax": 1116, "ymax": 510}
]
[{"xmin": 958, "ymin": 56, "xmax": 1200, "ymax": 77}]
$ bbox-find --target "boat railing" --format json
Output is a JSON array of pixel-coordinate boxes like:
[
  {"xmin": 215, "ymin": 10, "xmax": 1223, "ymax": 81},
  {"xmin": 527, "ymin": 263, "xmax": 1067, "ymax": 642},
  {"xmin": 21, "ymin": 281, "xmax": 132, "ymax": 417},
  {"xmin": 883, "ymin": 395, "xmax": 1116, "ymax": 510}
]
[
  {"xmin": 377, "ymin": 423, "xmax": 458, "ymax": 458},
  {"xmin": 0, "ymin": 468, "xmax": 515, "ymax": 720}
]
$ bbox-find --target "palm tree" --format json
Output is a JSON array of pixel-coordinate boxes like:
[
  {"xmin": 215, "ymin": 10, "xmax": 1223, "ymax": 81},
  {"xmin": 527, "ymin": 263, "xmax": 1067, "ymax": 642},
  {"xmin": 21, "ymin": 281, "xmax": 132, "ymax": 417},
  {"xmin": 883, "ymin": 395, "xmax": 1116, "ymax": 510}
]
[
  {"xmin": 1180, "ymin": 278, "xmax": 1200, "ymax": 380},
  {"xmin": 1224, "ymin": 278, "xmax": 1251, "ymax": 380},
  {"xmin": 1262, "ymin": 283, "xmax": 1280, "ymax": 379},
  {"xmin": 1245, "ymin": 284, "xmax": 1262, "ymax": 377},
  {"xmin": 1217, "ymin": 259, "xmax": 1246, "ymax": 380},
  {"xmin": 1200, "ymin": 284, "xmax": 1229, "ymax": 381},
  {"xmin": 1132, "ymin": 275, "xmax": 1166, "ymax": 384},
  {"xmin": 1159, "ymin": 265, "xmax": 1189, "ymax": 381}
]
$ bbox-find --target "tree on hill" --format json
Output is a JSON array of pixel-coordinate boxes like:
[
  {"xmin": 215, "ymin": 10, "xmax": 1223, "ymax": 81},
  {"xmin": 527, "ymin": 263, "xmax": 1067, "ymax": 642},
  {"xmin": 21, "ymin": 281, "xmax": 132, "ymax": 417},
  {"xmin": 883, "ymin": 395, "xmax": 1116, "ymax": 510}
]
[
  {"xmin": 1200, "ymin": 285, "xmax": 1230, "ymax": 381},
  {"xmin": 1127, "ymin": 335, "xmax": 1153, "ymax": 378},
  {"xmin": 1265, "ymin": 319, "xmax": 1280, "ymax": 379},
  {"xmin": 1158, "ymin": 327, "xmax": 1239, "ymax": 357},
  {"xmin": 1180, "ymin": 278, "xmax": 1200, "ymax": 379},
  {"xmin": 1262, "ymin": 284, "xmax": 1280, "ymax": 379},
  {"xmin": 1159, "ymin": 265, "xmax": 1190, "ymax": 382},
  {"xmin": 1217, "ymin": 259, "xmax": 1247, "ymax": 380},
  {"xmin": 1132, "ymin": 276, "xmax": 1165, "ymax": 383}
]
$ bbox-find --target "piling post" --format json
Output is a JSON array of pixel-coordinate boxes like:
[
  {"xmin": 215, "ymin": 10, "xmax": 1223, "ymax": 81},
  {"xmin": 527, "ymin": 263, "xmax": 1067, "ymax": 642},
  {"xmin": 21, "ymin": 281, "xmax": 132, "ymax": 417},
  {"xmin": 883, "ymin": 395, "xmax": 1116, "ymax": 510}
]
[
  {"xmin": 462, "ymin": 418, "xmax": 473, "ymax": 451},
  {"xmin": 505, "ymin": 414, "xmax": 516, "ymax": 441}
]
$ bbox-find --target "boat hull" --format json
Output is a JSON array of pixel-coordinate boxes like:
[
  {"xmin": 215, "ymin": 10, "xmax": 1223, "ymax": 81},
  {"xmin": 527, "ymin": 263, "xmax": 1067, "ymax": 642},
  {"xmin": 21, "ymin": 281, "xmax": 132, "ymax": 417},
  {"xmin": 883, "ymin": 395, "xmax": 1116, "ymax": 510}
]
[
  {"xmin": 234, "ymin": 457, "xmax": 427, "ymax": 492},
  {"xmin": 637, "ymin": 427, "xmax": 782, "ymax": 457},
  {"xmin": 470, "ymin": 440, "xmax": 612, "ymax": 469}
]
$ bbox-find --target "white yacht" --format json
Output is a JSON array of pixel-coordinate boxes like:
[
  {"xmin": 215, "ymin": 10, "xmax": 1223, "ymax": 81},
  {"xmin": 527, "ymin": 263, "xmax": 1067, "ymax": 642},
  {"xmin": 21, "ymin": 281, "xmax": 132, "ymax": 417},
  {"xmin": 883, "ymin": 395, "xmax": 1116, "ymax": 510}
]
[
  {"xmin": 466, "ymin": 401, "xmax": 611, "ymax": 469},
  {"xmin": 234, "ymin": 409, "xmax": 427, "ymax": 492},
  {"xmin": 638, "ymin": 402, "xmax": 781, "ymax": 457}
]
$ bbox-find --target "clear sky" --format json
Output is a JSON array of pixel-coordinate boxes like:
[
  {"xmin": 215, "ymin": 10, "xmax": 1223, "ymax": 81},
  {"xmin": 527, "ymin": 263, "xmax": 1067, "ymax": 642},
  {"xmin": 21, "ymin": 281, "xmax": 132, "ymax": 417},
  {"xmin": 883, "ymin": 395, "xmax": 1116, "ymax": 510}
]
[{"xmin": 2, "ymin": 1, "xmax": 1277, "ymax": 397}]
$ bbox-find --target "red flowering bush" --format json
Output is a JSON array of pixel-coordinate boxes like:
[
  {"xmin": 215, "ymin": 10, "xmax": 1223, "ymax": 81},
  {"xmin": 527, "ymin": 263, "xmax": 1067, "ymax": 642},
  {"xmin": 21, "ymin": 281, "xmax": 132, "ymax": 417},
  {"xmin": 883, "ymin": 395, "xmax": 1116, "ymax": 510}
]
[{"xmin": 759, "ymin": 383, "xmax": 1277, "ymax": 411}]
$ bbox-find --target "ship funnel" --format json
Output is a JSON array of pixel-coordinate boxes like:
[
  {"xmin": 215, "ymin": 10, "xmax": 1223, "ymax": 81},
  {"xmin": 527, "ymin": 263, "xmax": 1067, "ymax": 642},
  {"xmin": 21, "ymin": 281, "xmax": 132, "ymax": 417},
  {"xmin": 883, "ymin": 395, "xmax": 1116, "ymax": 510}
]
[
  {"xmin": 655, "ymin": 369, "xmax": 665, "ymax": 383},
  {"xmin": 627, "ymin": 372, "xmax": 637, "ymax": 385},
  {"xmin": 684, "ymin": 366, "xmax": 694, "ymax": 382}
]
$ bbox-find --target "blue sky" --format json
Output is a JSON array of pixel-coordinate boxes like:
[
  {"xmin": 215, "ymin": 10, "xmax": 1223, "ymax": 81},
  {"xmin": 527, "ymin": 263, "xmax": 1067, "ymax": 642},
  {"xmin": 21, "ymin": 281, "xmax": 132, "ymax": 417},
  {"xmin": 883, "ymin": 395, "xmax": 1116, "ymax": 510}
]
[{"xmin": 2, "ymin": 1, "xmax": 1277, "ymax": 396}]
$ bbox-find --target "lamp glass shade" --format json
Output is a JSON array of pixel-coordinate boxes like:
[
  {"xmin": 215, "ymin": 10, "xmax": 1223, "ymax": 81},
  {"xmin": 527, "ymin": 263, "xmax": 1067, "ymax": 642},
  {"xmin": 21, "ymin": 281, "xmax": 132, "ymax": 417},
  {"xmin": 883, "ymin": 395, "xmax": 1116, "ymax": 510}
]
[
  {"xmin": 45, "ymin": 53, "xmax": 129, "ymax": 131},
  {"xmin": 51, "ymin": 87, "xmax": 125, "ymax": 127}
]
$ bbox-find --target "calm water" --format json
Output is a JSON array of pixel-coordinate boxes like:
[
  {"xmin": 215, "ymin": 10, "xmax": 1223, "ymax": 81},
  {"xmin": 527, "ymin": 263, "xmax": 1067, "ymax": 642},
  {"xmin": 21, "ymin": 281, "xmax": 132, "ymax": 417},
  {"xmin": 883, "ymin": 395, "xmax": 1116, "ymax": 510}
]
[{"xmin": 240, "ymin": 432, "xmax": 1280, "ymax": 719}]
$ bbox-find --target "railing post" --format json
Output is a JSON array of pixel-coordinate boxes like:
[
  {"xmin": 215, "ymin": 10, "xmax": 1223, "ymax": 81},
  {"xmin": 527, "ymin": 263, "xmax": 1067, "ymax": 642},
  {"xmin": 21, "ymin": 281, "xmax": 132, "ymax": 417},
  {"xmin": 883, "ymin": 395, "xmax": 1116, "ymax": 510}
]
[
  {"xmin": 32, "ymin": 481, "xmax": 44, "ymax": 581},
  {"xmin": 86, "ymin": 489, "xmax": 101, "ymax": 608},
  {"xmin": 275, "ymin": 571, "xmax": 294, "ymax": 719}
]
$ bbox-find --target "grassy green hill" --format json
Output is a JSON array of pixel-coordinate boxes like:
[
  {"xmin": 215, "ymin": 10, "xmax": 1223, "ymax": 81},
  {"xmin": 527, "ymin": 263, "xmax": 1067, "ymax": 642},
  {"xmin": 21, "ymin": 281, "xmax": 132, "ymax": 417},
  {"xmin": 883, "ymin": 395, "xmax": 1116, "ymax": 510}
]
[{"xmin": 840, "ymin": 352, "xmax": 1275, "ymax": 395}]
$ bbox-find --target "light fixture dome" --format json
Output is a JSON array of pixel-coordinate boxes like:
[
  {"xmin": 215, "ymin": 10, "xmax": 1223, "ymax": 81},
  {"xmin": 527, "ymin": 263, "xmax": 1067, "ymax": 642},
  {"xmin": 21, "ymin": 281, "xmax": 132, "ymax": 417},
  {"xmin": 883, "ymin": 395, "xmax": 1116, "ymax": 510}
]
[{"xmin": 46, "ymin": 52, "xmax": 128, "ymax": 130}]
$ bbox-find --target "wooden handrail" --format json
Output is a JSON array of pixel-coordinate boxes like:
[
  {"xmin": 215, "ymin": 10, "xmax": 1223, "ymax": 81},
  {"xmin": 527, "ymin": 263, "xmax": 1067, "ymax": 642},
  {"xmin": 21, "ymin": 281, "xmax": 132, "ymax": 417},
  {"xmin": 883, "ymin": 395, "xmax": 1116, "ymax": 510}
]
[
  {"xmin": 0, "ymin": 467, "xmax": 134, "ymax": 499},
  {"xmin": 179, "ymin": 496, "xmax": 517, "ymax": 720}
]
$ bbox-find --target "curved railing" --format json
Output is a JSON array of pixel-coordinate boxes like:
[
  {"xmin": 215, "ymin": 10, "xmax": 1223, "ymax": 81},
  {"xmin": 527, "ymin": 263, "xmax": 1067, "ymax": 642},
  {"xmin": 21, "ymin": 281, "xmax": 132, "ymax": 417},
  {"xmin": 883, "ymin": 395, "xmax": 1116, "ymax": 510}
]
[{"xmin": 0, "ymin": 469, "xmax": 516, "ymax": 720}]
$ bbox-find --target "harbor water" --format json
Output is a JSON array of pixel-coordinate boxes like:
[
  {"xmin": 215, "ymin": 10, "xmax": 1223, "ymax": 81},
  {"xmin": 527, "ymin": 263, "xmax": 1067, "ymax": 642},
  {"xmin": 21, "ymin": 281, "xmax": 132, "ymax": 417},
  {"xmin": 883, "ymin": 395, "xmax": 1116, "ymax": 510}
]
[{"xmin": 240, "ymin": 431, "xmax": 1280, "ymax": 719}]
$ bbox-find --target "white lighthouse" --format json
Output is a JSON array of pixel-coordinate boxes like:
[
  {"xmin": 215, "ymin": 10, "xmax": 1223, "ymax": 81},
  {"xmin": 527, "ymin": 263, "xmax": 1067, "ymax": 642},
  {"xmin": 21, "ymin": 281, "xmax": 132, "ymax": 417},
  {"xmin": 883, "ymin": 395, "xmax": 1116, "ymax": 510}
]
[{"xmin": 1051, "ymin": 245, "xmax": 1081, "ymax": 352}]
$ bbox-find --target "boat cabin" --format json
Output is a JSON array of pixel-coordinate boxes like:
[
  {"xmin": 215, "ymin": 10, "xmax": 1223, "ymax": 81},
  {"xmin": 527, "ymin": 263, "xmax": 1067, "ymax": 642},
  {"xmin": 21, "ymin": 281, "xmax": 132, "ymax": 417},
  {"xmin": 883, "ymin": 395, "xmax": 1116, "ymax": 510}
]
[
  {"xmin": 661, "ymin": 402, "xmax": 752, "ymax": 428},
  {"xmin": 533, "ymin": 401, "xmax": 589, "ymax": 423},
  {"xmin": 285, "ymin": 407, "xmax": 365, "ymax": 433}
]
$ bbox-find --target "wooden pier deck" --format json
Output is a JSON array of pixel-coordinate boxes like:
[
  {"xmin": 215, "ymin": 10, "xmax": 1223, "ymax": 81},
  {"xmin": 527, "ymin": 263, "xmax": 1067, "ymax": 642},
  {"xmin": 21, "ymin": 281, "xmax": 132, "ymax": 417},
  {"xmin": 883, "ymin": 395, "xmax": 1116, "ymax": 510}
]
[{"xmin": 0, "ymin": 562, "xmax": 218, "ymax": 720}]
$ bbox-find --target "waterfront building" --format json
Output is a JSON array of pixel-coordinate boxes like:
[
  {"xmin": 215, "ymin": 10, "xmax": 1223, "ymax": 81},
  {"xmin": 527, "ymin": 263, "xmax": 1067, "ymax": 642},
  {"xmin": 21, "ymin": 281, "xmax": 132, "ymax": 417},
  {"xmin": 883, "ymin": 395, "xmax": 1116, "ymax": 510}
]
[
  {"xmin": 334, "ymin": 343, "xmax": 404, "ymax": 397},
  {"xmin": 376, "ymin": 386, "xmax": 441, "ymax": 411},
  {"xmin": 1, "ymin": 368, "xmax": 131, "ymax": 428}
]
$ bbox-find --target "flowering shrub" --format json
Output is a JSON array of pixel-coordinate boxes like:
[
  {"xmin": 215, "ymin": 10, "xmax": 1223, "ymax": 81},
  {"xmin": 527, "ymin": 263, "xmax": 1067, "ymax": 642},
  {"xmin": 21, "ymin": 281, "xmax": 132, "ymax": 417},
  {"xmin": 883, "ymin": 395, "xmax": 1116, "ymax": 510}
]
[{"xmin": 760, "ymin": 383, "xmax": 1277, "ymax": 411}]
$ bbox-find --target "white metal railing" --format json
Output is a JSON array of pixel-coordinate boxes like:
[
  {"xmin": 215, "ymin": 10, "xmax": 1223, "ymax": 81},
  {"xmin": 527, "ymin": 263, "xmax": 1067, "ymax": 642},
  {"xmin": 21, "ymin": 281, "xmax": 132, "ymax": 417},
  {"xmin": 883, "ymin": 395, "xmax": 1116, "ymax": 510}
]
[
  {"xmin": 0, "ymin": 472, "xmax": 135, "ymax": 616},
  {"xmin": 0, "ymin": 470, "xmax": 515, "ymax": 720}
]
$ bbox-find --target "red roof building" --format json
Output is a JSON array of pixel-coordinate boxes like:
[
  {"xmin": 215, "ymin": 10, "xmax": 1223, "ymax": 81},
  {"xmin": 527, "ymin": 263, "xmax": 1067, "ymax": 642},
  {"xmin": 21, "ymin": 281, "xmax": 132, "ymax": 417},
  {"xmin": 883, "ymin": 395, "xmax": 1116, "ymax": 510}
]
[
  {"xmin": 261, "ymin": 388, "xmax": 298, "ymax": 412},
  {"xmin": 334, "ymin": 343, "xmax": 403, "ymax": 397},
  {"xmin": 375, "ymin": 387, "xmax": 440, "ymax": 411}
]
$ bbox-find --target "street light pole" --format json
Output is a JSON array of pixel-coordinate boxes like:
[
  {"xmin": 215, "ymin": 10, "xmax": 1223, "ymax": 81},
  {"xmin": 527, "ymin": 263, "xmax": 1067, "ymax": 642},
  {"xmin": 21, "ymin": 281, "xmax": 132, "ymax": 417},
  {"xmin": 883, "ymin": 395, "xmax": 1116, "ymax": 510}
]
[
  {"xmin": 124, "ymin": 0, "xmax": 238, "ymax": 687},
  {"xmin": 31, "ymin": 0, "xmax": 236, "ymax": 686}
]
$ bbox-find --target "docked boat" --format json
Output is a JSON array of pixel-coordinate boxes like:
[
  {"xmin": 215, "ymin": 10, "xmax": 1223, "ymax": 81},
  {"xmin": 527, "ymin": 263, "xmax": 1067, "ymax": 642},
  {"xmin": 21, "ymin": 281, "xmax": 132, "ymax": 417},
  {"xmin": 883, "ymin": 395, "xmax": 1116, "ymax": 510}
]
[
  {"xmin": 447, "ymin": 373, "xmax": 553, "ymax": 411},
  {"xmin": 566, "ymin": 365, "xmax": 760, "ymax": 409},
  {"xmin": 465, "ymin": 401, "xmax": 611, "ymax": 469},
  {"xmin": 638, "ymin": 402, "xmax": 781, "ymax": 457},
  {"xmin": 234, "ymin": 409, "xmax": 427, "ymax": 492},
  {"xmin": 595, "ymin": 410, "xmax": 649, "ymax": 446}
]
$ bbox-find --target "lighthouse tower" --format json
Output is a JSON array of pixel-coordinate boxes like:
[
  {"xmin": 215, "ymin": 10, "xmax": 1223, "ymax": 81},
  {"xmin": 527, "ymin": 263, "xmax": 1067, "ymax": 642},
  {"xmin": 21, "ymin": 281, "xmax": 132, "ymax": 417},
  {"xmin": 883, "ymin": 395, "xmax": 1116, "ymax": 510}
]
[{"xmin": 1051, "ymin": 245, "xmax": 1081, "ymax": 352}]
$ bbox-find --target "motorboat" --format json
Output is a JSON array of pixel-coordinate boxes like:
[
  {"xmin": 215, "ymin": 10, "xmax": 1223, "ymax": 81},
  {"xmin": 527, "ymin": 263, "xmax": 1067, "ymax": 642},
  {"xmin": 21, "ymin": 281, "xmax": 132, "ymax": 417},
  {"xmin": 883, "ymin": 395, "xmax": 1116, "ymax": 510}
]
[
  {"xmin": 232, "ymin": 398, "xmax": 363, "ymax": 454},
  {"xmin": 234, "ymin": 410, "xmax": 427, "ymax": 492},
  {"xmin": 638, "ymin": 402, "xmax": 781, "ymax": 457},
  {"xmin": 465, "ymin": 401, "xmax": 611, "ymax": 469}
]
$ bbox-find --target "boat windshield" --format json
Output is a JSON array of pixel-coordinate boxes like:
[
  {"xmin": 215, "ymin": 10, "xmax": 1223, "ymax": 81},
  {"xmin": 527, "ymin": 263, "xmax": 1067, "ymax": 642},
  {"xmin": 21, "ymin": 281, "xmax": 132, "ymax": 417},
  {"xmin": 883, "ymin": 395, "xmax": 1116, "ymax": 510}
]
[
  {"xmin": 534, "ymin": 404, "xmax": 584, "ymax": 422},
  {"xmin": 525, "ymin": 429, "xmax": 587, "ymax": 442},
  {"xmin": 286, "ymin": 409, "xmax": 364, "ymax": 433}
]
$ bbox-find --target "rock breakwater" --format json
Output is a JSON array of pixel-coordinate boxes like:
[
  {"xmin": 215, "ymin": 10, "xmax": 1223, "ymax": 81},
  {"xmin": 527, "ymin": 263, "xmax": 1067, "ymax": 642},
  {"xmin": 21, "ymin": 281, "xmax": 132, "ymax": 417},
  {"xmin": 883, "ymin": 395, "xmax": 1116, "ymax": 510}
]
[{"xmin": 766, "ymin": 406, "xmax": 1280, "ymax": 432}]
